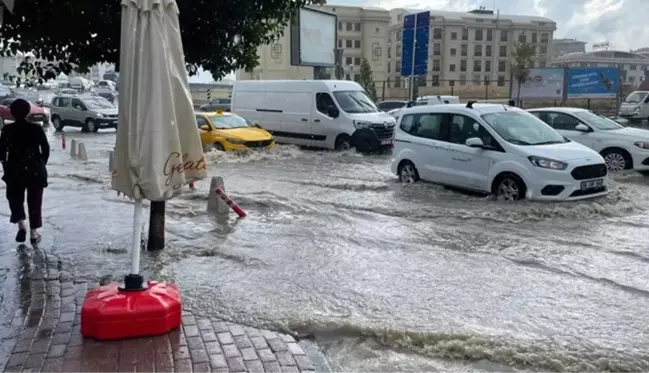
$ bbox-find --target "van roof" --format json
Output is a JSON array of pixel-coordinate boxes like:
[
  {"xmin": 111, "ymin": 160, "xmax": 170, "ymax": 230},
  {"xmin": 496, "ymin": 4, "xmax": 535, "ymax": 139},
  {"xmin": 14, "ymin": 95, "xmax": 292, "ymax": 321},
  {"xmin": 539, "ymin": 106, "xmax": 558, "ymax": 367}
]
[{"xmin": 234, "ymin": 80, "xmax": 364, "ymax": 91}]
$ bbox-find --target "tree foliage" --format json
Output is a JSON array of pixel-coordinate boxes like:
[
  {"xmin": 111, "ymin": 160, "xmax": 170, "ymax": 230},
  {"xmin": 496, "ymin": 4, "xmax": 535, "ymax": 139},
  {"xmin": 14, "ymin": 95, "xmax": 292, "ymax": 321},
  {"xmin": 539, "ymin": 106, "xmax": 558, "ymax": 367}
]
[
  {"xmin": 0, "ymin": 0, "xmax": 325, "ymax": 82},
  {"xmin": 358, "ymin": 58, "xmax": 377, "ymax": 101},
  {"xmin": 510, "ymin": 39, "xmax": 537, "ymax": 98}
]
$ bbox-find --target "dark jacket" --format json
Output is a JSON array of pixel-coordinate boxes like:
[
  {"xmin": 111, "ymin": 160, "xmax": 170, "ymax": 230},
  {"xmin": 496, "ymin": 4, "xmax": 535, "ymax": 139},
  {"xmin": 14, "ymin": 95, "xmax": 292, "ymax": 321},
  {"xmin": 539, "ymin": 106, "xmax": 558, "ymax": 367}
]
[{"xmin": 0, "ymin": 119, "xmax": 50, "ymax": 188}]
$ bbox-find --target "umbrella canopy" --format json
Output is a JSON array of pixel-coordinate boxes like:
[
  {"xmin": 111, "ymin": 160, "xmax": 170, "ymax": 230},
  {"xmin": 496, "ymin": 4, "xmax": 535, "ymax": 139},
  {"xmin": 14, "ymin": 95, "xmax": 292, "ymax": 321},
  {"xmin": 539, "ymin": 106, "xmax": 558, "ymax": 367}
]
[{"xmin": 112, "ymin": 0, "xmax": 206, "ymax": 201}]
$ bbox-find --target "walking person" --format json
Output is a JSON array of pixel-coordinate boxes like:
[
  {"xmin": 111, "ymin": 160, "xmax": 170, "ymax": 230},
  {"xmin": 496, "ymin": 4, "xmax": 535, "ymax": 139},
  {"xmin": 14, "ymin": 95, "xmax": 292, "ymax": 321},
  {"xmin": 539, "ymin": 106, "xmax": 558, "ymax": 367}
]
[{"xmin": 0, "ymin": 99, "xmax": 50, "ymax": 244}]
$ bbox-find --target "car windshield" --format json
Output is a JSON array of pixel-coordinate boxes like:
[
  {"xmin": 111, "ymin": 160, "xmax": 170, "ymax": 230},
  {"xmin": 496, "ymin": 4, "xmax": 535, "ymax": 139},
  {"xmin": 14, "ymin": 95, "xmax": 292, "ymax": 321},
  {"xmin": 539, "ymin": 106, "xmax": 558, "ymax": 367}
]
[
  {"xmin": 481, "ymin": 111, "xmax": 567, "ymax": 146},
  {"xmin": 208, "ymin": 114, "xmax": 251, "ymax": 129},
  {"xmin": 573, "ymin": 110, "xmax": 624, "ymax": 130},
  {"xmin": 624, "ymin": 92, "xmax": 648, "ymax": 103},
  {"xmin": 332, "ymin": 90, "xmax": 378, "ymax": 113},
  {"xmin": 82, "ymin": 97, "xmax": 114, "ymax": 109}
]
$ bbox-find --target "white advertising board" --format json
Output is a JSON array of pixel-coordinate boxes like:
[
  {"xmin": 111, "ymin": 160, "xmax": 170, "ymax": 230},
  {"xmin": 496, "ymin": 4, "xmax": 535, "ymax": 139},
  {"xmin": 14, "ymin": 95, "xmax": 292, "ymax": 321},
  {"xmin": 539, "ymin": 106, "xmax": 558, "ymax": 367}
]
[{"xmin": 297, "ymin": 8, "xmax": 336, "ymax": 66}]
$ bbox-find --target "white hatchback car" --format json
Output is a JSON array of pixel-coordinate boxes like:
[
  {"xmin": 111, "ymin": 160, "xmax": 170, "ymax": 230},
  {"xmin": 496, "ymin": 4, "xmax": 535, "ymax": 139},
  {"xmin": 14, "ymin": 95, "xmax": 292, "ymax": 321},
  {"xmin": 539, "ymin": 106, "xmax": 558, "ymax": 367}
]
[
  {"xmin": 528, "ymin": 107, "xmax": 649, "ymax": 173},
  {"xmin": 391, "ymin": 103, "xmax": 609, "ymax": 201}
]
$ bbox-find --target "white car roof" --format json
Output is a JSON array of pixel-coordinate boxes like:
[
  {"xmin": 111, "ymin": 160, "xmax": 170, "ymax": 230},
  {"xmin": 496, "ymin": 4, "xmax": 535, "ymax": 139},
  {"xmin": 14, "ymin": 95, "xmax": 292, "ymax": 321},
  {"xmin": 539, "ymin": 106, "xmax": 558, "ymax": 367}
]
[
  {"xmin": 527, "ymin": 107, "xmax": 589, "ymax": 113},
  {"xmin": 399, "ymin": 103, "xmax": 524, "ymax": 116}
]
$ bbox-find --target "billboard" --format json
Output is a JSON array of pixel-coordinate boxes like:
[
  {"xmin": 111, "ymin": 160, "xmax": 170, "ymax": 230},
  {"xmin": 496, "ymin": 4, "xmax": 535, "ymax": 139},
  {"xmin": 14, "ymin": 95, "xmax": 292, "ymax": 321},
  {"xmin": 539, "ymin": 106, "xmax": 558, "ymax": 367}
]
[
  {"xmin": 510, "ymin": 68, "xmax": 564, "ymax": 99},
  {"xmin": 290, "ymin": 8, "xmax": 336, "ymax": 67},
  {"xmin": 566, "ymin": 67, "xmax": 619, "ymax": 99},
  {"xmin": 400, "ymin": 12, "xmax": 430, "ymax": 76}
]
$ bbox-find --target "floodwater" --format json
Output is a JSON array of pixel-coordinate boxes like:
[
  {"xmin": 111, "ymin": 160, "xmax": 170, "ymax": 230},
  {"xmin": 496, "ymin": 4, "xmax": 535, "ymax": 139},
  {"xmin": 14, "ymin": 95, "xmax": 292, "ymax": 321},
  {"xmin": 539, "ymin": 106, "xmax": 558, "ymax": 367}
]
[{"xmin": 2, "ymin": 126, "xmax": 649, "ymax": 372}]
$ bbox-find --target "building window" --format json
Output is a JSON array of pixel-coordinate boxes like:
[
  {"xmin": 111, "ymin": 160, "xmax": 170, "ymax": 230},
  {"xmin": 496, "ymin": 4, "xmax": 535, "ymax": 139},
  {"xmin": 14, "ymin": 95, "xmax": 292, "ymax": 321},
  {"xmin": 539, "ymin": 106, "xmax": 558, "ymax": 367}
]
[
  {"xmin": 418, "ymin": 75, "xmax": 427, "ymax": 86},
  {"xmin": 497, "ymin": 76, "xmax": 505, "ymax": 86},
  {"xmin": 539, "ymin": 61, "xmax": 546, "ymax": 68},
  {"xmin": 346, "ymin": 22, "xmax": 352, "ymax": 31},
  {"xmin": 486, "ymin": 45, "xmax": 492, "ymax": 57},
  {"xmin": 451, "ymin": 32, "xmax": 457, "ymax": 40},
  {"xmin": 450, "ymin": 48, "xmax": 457, "ymax": 56},
  {"xmin": 338, "ymin": 22, "xmax": 343, "ymax": 30},
  {"xmin": 354, "ymin": 74, "xmax": 360, "ymax": 81},
  {"xmin": 345, "ymin": 73, "xmax": 350, "ymax": 80},
  {"xmin": 433, "ymin": 43, "xmax": 441, "ymax": 56},
  {"xmin": 433, "ymin": 60, "xmax": 440, "ymax": 71},
  {"xmin": 394, "ymin": 76, "xmax": 401, "ymax": 87},
  {"xmin": 338, "ymin": 39, "xmax": 342, "ymax": 48},
  {"xmin": 375, "ymin": 27, "xmax": 380, "ymax": 34},
  {"xmin": 459, "ymin": 75, "xmax": 466, "ymax": 85},
  {"xmin": 541, "ymin": 33, "xmax": 549, "ymax": 43},
  {"xmin": 540, "ymin": 45, "xmax": 547, "ymax": 55},
  {"xmin": 462, "ymin": 29, "xmax": 468, "ymax": 40},
  {"xmin": 388, "ymin": 61, "xmax": 391, "ymax": 73},
  {"xmin": 474, "ymin": 45, "xmax": 482, "ymax": 57},
  {"xmin": 395, "ymin": 60, "xmax": 401, "ymax": 72},
  {"xmin": 354, "ymin": 40, "xmax": 361, "ymax": 48},
  {"xmin": 531, "ymin": 32, "xmax": 537, "ymax": 43},
  {"xmin": 431, "ymin": 75, "xmax": 440, "ymax": 86},
  {"xmin": 397, "ymin": 48, "xmax": 401, "ymax": 57},
  {"xmin": 271, "ymin": 43, "xmax": 282, "ymax": 59},
  {"xmin": 518, "ymin": 33, "xmax": 527, "ymax": 43},
  {"xmin": 460, "ymin": 60, "xmax": 467, "ymax": 72},
  {"xmin": 346, "ymin": 40, "xmax": 352, "ymax": 48},
  {"xmin": 433, "ymin": 28, "xmax": 442, "ymax": 39},
  {"xmin": 475, "ymin": 29, "xmax": 483, "ymax": 41},
  {"xmin": 449, "ymin": 64, "xmax": 456, "ymax": 72},
  {"xmin": 498, "ymin": 60, "xmax": 506, "ymax": 72},
  {"xmin": 631, "ymin": 64, "xmax": 637, "ymax": 70},
  {"xmin": 396, "ymin": 30, "xmax": 401, "ymax": 39},
  {"xmin": 461, "ymin": 44, "xmax": 468, "ymax": 57},
  {"xmin": 388, "ymin": 48, "xmax": 391, "ymax": 58},
  {"xmin": 499, "ymin": 45, "xmax": 507, "ymax": 57},
  {"xmin": 397, "ymin": 14, "xmax": 402, "ymax": 21},
  {"xmin": 346, "ymin": 57, "xmax": 352, "ymax": 65},
  {"xmin": 354, "ymin": 23, "xmax": 361, "ymax": 31},
  {"xmin": 500, "ymin": 30, "xmax": 508, "ymax": 42},
  {"xmin": 354, "ymin": 57, "xmax": 361, "ymax": 65},
  {"xmin": 473, "ymin": 75, "xmax": 481, "ymax": 85},
  {"xmin": 485, "ymin": 60, "xmax": 491, "ymax": 72},
  {"xmin": 473, "ymin": 60, "xmax": 482, "ymax": 72},
  {"xmin": 486, "ymin": 29, "xmax": 493, "ymax": 41}
]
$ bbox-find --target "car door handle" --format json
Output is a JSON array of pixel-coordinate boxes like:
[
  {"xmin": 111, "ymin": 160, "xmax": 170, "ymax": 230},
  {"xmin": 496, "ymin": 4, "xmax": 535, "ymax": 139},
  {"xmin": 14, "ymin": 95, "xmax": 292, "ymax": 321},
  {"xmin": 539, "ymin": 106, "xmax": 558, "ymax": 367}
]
[
  {"xmin": 314, "ymin": 119, "xmax": 320, "ymax": 123},
  {"xmin": 452, "ymin": 157, "xmax": 470, "ymax": 162},
  {"xmin": 301, "ymin": 118, "xmax": 308, "ymax": 122}
]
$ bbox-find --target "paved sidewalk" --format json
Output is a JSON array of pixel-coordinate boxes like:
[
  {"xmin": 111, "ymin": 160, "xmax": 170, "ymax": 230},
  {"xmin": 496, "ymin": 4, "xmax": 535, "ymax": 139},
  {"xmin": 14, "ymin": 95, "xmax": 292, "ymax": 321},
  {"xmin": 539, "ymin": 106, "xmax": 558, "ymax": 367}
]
[{"xmin": 1, "ymin": 245, "xmax": 317, "ymax": 373}]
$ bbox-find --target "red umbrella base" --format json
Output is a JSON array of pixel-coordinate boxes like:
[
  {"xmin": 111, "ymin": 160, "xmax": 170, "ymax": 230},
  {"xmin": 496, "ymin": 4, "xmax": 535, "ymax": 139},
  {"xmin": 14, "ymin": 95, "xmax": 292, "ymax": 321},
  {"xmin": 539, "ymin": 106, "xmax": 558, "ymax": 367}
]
[{"xmin": 80, "ymin": 281, "xmax": 182, "ymax": 340}]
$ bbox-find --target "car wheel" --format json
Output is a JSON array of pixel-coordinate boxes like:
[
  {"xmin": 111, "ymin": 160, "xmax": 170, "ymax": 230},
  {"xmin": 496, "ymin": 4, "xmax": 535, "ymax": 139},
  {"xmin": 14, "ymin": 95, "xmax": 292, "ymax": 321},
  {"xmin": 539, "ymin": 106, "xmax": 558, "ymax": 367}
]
[
  {"xmin": 84, "ymin": 119, "xmax": 98, "ymax": 133},
  {"xmin": 214, "ymin": 143, "xmax": 225, "ymax": 151},
  {"xmin": 398, "ymin": 161, "xmax": 419, "ymax": 183},
  {"xmin": 494, "ymin": 174, "xmax": 526, "ymax": 201},
  {"xmin": 335, "ymin": 135, "xmax": 352, "ymax": 151},
  {"xmin": 601, "ymin": 149, "xmax": 628, "ymax": 172},
  {"xmin": 52, "ymin": 116, "xmax": 64, "ymax": 131}
]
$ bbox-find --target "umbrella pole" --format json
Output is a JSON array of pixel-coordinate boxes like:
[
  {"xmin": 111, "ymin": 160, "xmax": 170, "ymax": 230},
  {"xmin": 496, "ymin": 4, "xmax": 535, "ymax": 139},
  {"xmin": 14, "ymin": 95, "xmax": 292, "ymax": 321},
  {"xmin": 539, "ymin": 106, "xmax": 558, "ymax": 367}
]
[{"xmin": 123, "ymin": 199, "xmax": 146, "ymax": 291}]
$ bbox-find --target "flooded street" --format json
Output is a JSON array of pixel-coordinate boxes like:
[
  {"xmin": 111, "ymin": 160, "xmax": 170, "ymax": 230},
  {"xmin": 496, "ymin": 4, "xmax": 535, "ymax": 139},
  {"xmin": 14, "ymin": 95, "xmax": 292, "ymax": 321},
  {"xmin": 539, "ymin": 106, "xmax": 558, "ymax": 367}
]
[{"xmin": 2, "ymin": 126, "xmax": 649, "ymax": 372}]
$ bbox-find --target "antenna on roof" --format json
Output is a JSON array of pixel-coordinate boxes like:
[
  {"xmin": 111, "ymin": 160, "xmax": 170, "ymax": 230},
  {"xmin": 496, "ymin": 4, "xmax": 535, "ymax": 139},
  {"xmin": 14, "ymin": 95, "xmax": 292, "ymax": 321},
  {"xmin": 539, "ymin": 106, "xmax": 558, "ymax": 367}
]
[{"xmin": 466, "ymin": 100, "xmax": 477, "ymax": 108}]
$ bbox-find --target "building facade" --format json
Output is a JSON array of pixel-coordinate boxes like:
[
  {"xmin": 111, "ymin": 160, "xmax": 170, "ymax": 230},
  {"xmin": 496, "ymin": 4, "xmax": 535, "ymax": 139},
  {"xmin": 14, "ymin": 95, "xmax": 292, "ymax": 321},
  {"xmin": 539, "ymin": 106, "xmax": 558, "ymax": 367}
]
[
  {"xmin": 551, "ymin": 50, "xmax": 649, "ymax": 87},
  {"xmin": 386, "ymin": 8, "xmax": 556, "ymax": 93},
  {"xmin": 236, "ymin": 5, "xmax": 390, "ymax": 87},
  {"xmin": 552, "ymin": 38, "xmax": 587, "ymax": 57}
]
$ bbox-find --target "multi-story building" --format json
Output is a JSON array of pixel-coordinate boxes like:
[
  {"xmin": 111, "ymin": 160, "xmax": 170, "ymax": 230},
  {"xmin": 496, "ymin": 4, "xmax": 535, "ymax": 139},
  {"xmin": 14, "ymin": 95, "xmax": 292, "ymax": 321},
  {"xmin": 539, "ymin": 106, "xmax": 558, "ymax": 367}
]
[
  {"xmin": 551, "ymin": 50, "xmax": 649, "ymax": 87},
  {"xmin": 552, "ymin": 38, "xmax": 587, "ymax": 57},
  {"xmin": 236, "ymin": 5, "xmax": 390, "ymax": 88},
  {"xmin": 386, "ymin": 8, "xmax": 556, "ymax": 97}
]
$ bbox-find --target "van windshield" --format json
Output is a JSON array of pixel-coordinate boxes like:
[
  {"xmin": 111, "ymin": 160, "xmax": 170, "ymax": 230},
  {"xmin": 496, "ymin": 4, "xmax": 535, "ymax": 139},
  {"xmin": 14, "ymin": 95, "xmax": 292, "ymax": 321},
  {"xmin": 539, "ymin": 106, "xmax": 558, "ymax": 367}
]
[
  {"xmin": 624, "ymin": 91, "xmax": 648, "ymax": 103},
  {"xmin": 481, "ymin": 111, "xmax": 567, "ymax": 146},
  {"xmin": 332, "ymin": 90, "xmax": 378, "ymax": 113}
]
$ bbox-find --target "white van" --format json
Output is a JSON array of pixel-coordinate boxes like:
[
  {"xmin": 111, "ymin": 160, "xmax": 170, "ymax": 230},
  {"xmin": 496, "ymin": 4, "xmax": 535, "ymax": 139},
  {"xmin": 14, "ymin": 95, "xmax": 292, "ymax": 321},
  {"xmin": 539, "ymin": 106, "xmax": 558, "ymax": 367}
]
[
  {"xmin": 618, "ymin": 91, "xmax": 649, "ymax": 122},
  {"xmin": 231, "ymin": 80, "xmax": 396, "ymax": 151}
]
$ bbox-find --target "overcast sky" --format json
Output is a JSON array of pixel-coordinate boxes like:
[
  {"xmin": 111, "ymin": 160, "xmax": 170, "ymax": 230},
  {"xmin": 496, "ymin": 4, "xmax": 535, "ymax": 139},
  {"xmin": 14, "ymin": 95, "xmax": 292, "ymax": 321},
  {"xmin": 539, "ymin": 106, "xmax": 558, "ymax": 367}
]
[{"xmin": 191, "ymin": 0, "xmax": 646, "ymax": 83}]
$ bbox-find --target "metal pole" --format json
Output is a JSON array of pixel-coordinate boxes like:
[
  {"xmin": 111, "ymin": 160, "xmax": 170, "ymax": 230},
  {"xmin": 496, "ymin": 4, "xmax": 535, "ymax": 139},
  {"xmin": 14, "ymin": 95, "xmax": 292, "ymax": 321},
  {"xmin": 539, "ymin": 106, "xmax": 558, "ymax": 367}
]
[
  {"xmin": 410, "ymin": 13, "xmax": 417, "ymax": 101},
  {"xmin": 131, "ymin": 200, "xmax": 143, "ymax": 274},
  {"xmin": 147, "ymin": 201, "xmax": 165, "ymax": 251}
]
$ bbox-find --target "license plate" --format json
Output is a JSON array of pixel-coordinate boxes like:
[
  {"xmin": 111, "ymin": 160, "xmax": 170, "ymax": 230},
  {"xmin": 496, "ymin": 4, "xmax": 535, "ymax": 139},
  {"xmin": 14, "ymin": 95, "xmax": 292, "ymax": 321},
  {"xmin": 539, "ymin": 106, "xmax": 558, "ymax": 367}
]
[
  {"xmin": 581, "ymin": 179, "xmax": 603, "ymax": 190},
  {"xmin": 381, "ymin": 139, "xmax": 392, "ymax": 145}
]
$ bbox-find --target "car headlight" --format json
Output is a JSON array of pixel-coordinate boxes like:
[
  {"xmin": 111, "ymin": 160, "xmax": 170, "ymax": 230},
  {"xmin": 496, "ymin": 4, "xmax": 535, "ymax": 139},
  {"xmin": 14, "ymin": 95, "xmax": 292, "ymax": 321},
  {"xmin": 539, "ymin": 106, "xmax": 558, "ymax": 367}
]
[
  {"xmin": 96, "ymin": 113, "xmax": 104, "ymax": 117},
  {"xmin": 226, "ymin": 137, "xmax": 246, "ymax": 145},
  {"xmin": 634, "ymin": 141, "xmax": 649, "ymax": 149},
  {"xmin": 528, "ymin": 156, "xmax": 568, "ymax": 170},
  {"xmin": 353, "ymin": 120, "xmax": 372, "ymax": 129}
]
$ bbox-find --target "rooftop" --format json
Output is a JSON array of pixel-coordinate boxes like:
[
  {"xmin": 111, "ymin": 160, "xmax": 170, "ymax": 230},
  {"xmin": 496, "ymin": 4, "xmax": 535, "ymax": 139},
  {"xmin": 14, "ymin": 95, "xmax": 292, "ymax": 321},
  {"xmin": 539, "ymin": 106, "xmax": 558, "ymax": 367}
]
[
  {"xmin": 555, "ymin": 50, "xmax": 649, "ymax": 60},
  {"xmin": 392, "ymin": 8, "xmax": 555, "ymax": 24}
]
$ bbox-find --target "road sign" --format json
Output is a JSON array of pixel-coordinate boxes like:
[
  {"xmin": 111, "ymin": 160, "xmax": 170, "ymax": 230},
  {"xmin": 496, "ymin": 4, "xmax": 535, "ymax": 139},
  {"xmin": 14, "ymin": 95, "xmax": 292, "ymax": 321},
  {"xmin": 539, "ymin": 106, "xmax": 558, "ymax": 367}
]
[{"xmin": 400, "ymin": 11, "xmax": 430, "ymax": 77}]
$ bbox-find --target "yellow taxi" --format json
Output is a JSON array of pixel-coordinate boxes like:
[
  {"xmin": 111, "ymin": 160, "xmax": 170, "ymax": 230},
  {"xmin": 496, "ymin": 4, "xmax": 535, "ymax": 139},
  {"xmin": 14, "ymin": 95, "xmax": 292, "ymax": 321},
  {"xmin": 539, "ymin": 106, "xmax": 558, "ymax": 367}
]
[{"xmin": 195, "ymin": 111, "xmax": 275, "ymax": 151}]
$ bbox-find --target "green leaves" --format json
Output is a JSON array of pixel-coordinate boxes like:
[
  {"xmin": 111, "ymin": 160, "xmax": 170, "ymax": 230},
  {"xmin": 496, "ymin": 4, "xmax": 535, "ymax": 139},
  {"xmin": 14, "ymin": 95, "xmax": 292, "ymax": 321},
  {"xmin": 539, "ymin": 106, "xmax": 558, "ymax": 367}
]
[
  {"xmin": 358, "ymin": 58, "xmax": 377, "ymax": 102},
  {"xmin": 0, "ymin": 0, "xmax": 325, "ymax": 80},
  {"xmin": 510, "ymin": 39, "xmax": 537, "ymax": 83}
]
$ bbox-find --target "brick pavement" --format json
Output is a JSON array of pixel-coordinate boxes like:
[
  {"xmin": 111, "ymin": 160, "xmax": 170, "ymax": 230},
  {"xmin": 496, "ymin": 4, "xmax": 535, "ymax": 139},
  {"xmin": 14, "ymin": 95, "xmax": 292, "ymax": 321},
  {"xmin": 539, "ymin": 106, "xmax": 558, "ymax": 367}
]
[{"xmin": 1, "ymin": 245, "xmax": 317, "ymax": 373}]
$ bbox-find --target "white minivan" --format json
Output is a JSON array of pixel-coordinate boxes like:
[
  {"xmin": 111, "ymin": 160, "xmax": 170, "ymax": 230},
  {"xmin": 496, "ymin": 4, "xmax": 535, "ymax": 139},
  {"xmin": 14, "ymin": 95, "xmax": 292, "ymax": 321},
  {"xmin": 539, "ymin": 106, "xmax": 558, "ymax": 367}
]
[
  {"xmin": 391, "ymin": 102, "xmax": 609, "ymax": 201},
  {"xmin": 231, "ymin": 80, "xmax": 396, "ymax": 151},
  {"xmin": 618, "ymin": 91, "xmax": 649, "ymax": 122}
]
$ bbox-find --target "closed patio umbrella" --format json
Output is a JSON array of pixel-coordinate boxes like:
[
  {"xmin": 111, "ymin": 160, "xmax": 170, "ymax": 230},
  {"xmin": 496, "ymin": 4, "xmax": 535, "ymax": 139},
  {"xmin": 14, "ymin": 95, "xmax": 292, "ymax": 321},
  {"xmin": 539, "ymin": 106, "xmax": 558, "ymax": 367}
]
[{"xmin": 112, "ymin": 0, "xmax": 207, "ymax": 290}]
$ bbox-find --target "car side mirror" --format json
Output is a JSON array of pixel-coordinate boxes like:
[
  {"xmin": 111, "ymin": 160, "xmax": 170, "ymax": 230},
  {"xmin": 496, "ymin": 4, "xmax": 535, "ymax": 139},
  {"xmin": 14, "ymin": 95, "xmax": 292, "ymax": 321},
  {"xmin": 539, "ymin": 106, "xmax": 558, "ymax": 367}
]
[
  {"xmin": 465, "ymin": 137, "xmax": 484, "ymax": 148},
  {"xmin": 254, "ymin": 123, "xmax": 262, "ymax": 129},
  {"xmin": 574, "ymin": 123, "xmax": 590, "ymax": 132},
  {"xmin": 327, "ymin": 106, "xmax": 339, "ymax": 118},
  {"xmin": 200, "ymin": 125, "xmax": 211, "ymax": 131}
]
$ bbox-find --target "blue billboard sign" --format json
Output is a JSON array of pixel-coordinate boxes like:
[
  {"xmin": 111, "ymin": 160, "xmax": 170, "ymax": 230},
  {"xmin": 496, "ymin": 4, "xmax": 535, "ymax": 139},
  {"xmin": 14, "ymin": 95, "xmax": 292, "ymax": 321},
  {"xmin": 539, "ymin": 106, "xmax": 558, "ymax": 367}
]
[
  {"xmin": 566, "ymin": 67, "xmax": 619, "ymax": 99},
  {"xmin": 400, "ymin": 11, "xmax": 430, "ymax": 76}
]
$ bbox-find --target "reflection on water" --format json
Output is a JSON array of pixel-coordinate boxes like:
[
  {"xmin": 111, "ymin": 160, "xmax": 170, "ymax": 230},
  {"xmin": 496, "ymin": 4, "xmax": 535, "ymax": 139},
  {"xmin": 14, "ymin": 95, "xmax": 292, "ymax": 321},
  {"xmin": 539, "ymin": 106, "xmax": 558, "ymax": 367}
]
[{"xmin": 8, "ymin": 127, "xmax": 649, "ymax": 372}]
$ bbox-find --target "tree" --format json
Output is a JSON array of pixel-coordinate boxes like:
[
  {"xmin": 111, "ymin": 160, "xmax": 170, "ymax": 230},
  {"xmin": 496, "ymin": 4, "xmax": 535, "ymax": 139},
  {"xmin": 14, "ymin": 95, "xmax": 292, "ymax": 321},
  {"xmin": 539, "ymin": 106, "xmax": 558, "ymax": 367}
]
[
  {"xmin": 510, "ymin": 40, "xmax": 537, "ymax": 104},
  {"xmin": 0, "ymin": 0, "xmax": 325, "ymax": 81},
  {"xmin": 358, "ymin": 58, "xmax": 377, "ymax": 102}
]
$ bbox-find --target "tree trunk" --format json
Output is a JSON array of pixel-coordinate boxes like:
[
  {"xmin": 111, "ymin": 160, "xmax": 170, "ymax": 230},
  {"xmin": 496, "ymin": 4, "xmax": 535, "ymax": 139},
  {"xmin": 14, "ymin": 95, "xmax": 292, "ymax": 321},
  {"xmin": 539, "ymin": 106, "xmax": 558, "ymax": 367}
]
[
  {"xmin": 147, "ymin": 201, "xmax": 165, "ymax": 251},
  {"xmin": 516, "ymin": 80, "xmax": 522, "ymax": 107}
]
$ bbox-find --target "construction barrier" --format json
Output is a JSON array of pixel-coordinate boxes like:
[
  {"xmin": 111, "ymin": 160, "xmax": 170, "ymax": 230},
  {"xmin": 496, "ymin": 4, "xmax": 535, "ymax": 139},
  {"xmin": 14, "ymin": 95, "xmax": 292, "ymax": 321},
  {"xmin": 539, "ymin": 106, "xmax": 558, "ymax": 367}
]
[
  {"xmin": 77, "ymin": 142, "xmax": 88, "ymax": 161},
  {"xmin": 214, "ymin": 186, "xmax": 246, "ymax": 218},
  {"xmin": 207, "ymin": 177, "xmax": 228, "ymax": 214},
  {"xmin": 61, "ymin": 134, "xmax": 66, "ymax": 149},
  {"xmin": 70, "ymin": 139, "xmax": 77, "ymax": 158}
]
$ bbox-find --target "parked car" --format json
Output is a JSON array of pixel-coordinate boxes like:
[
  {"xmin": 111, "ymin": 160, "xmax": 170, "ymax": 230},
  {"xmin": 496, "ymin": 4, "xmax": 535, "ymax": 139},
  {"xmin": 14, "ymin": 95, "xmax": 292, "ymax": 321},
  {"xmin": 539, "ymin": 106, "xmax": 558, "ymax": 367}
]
[
  {"xmin": 377, "ymin": 100, "xmax": 408, "ymax": 112},
  {"xmin": 0, "ymin": 97, "xmax": 49, "ymax": 124},
  {"xmin": 196, "ymin": 111, "xmax": 274, "ymax": 152},
  {"xmin": 12, "ymin": 89, "xmax": 44, "ymax": 106},
  {"xmin": 232, "ymin": 80, "xmax": 396, "ymax": 151},
  {"xmin": 50, "ymin": 94, "xmax": 118, "ymax": 132},
  {"xmin": 92, "ymin": 88, "xmax": 117, "ymax": 104},
  {"xmin": 528, "ymin": 107, "xmax": 649, "ymax": 173},
  {"xmin": 391, "ymin": 102, "xmax": 609, "ymax": 201},
  {"xmin": 617, "ymin": 91, "xmax": 649, "ymax": 122},
  {"xmin": 199, "ymin": 98, "xmax": 230, "ymax": 112}
]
